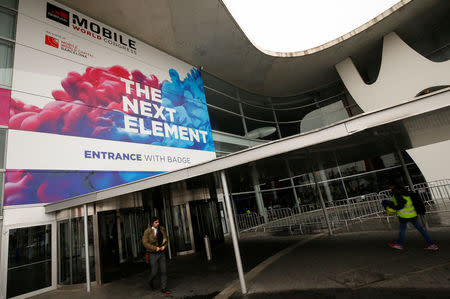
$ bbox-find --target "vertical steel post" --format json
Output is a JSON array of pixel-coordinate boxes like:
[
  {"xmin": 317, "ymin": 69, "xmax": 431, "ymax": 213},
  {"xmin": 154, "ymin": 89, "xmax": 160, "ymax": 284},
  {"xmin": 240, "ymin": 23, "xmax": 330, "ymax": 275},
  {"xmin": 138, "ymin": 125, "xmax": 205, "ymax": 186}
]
[
  {"xmin": 83, "ymin": 204, "xmax": 91, "ymax": 292},
  {"xmin": 396, "ymin": 148, "xmax": 429, "ymax": 229},
  {"xmin": 313, "ymin": 172, "xmax": 333, "ymax": 235},
  {"xmin": 92, "ymin": 204, "xmax": 102, "ymax": 285},
  {"xmin": 397, "ymin": 149, "xmax": 414, "ymax": 190},
  {"xmin": 162, "ymin": 191, "xmax": 172, "ymax": 260},
  {"xmin": 220, "ymin": 171, "xmax": 247, "ymax": 294}
]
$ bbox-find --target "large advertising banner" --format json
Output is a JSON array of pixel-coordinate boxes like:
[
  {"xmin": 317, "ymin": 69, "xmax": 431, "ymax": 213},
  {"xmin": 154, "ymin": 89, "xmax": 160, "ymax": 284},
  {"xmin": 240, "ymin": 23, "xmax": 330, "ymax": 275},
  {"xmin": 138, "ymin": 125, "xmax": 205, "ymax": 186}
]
[{"xmin": 4, "ymin": 0, "xmax": 215, "ymax": 205}]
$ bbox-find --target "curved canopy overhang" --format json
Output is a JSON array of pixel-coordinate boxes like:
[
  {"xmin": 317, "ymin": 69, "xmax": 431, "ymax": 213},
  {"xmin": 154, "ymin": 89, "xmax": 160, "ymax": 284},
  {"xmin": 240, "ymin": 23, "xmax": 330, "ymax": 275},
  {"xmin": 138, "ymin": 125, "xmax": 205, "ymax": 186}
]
[{"xmin": 57, "ymin": 0, "xmax": 449, "ymax": 97}]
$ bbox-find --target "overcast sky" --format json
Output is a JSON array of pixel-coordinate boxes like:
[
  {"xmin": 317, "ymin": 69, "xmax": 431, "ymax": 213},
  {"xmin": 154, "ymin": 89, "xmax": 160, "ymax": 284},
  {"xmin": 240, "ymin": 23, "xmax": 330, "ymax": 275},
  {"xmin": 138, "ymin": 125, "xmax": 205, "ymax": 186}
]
[{"xmin": 223, "ymin": 0, "xmax": 400, "ymax": 52}]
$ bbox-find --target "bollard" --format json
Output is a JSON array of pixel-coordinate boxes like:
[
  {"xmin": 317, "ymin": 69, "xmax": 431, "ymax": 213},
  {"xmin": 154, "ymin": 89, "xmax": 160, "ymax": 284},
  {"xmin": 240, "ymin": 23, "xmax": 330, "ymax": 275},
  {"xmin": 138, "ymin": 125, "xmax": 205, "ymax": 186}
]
[{"xmin": 204, "ymin": 235, "xmax": 212, "ymax": 261}]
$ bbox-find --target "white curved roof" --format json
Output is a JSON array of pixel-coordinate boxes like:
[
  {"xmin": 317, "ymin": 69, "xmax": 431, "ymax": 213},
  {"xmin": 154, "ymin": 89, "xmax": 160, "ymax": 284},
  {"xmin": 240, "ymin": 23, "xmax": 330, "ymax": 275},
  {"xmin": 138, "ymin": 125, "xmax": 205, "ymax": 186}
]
[
  {"xmin": 57, "ymin": 0, "xmax": 448, "ymax": 96},
  {"xmin": 222, "ymin": 0, "xmax": 404, "ymax": 54}
]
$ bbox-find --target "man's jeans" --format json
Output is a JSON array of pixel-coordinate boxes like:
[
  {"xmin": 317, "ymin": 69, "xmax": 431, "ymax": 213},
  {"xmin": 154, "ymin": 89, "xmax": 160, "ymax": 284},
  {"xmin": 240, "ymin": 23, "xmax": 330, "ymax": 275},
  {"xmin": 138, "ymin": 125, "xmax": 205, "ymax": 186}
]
[{"xmin": 149, "ymin": 251, "xmax": 167, "ymax": 289}]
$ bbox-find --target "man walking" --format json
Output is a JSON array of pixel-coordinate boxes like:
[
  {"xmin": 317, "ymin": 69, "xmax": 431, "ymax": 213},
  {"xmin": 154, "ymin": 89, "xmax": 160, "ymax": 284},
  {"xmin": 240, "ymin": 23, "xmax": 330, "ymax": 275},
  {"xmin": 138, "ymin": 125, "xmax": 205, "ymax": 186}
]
[
  {"xmin": 142, "ymin": 216, "xmax": 171, "ymax": 294},
  {"xmin": 383, "ymin": 180, "xmax": 438, "ymax": 250}
]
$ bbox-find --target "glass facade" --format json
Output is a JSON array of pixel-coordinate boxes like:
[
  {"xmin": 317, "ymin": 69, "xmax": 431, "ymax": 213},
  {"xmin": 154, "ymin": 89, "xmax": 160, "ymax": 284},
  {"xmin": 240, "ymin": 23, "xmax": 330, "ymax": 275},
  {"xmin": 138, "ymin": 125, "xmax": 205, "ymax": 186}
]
[
  {"xmin": 58, "ymin": 217, "xmax": 95, "ymax": 285},
  {"xmin": 229, "ymin": 150, "xmax": 426, "ymax": 214},
  {"xmin": 202, "ymin": 72, "xmax": 359, "ymax": 152},
  {"xmin": 7, "ymin": 225, "xmax": 52, "ymax": 298}
]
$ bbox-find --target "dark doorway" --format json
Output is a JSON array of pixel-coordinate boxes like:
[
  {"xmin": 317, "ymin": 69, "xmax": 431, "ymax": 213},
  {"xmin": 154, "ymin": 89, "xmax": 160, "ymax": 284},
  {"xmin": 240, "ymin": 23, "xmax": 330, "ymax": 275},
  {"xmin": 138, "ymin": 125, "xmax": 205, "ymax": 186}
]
[
  {"xmin": 189, "ymin": 199, "xmax": 224, "ymax": 252},
  {"xmin": 98, "ymin": 210, "xmax": 120, "ymax": 283}
]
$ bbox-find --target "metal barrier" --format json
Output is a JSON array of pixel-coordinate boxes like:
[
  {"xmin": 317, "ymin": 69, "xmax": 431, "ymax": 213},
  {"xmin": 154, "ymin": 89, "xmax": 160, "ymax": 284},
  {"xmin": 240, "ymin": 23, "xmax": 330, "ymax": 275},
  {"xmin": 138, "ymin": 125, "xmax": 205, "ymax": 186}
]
[{"xmin": 234, "ymin": 179, "xmax": 450, "ymax": 234}]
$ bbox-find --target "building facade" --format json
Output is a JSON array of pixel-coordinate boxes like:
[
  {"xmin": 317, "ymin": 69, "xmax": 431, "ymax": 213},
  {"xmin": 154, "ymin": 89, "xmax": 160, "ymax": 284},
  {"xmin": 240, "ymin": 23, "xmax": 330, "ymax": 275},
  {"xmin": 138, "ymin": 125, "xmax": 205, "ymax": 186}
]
[{"xmin": 0, "ymin": 0, "xmax": 449, "ymax": 297}]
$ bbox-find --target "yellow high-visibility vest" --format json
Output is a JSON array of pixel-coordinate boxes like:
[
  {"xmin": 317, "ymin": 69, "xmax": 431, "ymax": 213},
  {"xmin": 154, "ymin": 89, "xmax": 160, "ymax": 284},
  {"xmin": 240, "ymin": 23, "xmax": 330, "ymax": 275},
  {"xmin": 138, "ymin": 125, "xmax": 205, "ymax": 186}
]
[{"xmin": 392, "ymin": 195, "xmax": 417, "ymax": 218}]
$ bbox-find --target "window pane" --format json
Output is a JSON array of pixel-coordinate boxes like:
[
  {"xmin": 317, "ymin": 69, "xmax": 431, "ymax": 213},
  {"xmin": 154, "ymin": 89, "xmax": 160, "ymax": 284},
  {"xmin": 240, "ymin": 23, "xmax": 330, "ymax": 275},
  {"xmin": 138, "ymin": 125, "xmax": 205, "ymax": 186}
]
[
  {"xmin": 242, "ymin": 103, "xmax": 274, "ymax": 121},
  {"xmin": 276, "ymin": 107, "xmax": 312, "ymax": 122},
  {"xmin": 208, "ymin": 106, "xmax": 244, "ymax": 136},
  {"xmin": 8, "ymin": 225, "xmax": 52, "ymax": 298},
  {"xmin": 0, "ymin": 0, "xmax": 18, "ymax": 10},
  {"xmin": 238, "ymin": 89, "xmax": 268, "ymax": 105},
  {"xmin": 201, "ymin": 71, "xmax": 236, "ymax": 97},
  {"xmin": 0, "ymin": 39, "xmax": 14, "ymax": 87},
  {"xmin": 0, "ymin": 6, "xmax": 16, "ymax": 40},
  {"xmin": 205, "ymin": 88, "xmax": 240, "ymax": 113},
  {"xmin": 279, "ymin": 123, "xmax": 299, "ymax": 138}
]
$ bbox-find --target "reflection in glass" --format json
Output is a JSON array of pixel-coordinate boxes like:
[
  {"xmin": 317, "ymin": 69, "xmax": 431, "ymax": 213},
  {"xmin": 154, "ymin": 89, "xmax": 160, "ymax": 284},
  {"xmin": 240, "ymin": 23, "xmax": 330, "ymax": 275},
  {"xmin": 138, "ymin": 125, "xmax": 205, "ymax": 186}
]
[
  {"xmin": 205, "ymin": 88, "xmax": 240, "ymax": 113},
  {"xmin": 245, "ymin": 118, "xmax": 277, "ymax": 140},
  {"xmin": 0, "ymin": 129, "xmax": 6, "ymax": 168},
  {"xmin": 0, "ymin": 39, "xmax": 13, "ymax": 87},
  {"xmin": 7, "ymin": 225, "xmax": 52, "ymax": 298},
  {"xmin": 201, "ymin": 72, "xmax": 236, "ymax": 97},
  {"xmin": 171, "ymin": 204, "xmax": 192, "ymax": 252},
  {"xmin": 241, "ymin": 102, "xmax": 274, "ymax": 121},
  {"xmin": 208, "ymin": 106, "xmax": 244, "ymax": 136},
  {"xmin": 0, "ymin": 0, "xmax": 18, "ymax": 10},
  {"xmin": 58, "ymin": 217, "xmax": 95, "ymax": 285},
  {"xmin": 0, "ymin": 6, "xmax": 16, "ymax": 40}
]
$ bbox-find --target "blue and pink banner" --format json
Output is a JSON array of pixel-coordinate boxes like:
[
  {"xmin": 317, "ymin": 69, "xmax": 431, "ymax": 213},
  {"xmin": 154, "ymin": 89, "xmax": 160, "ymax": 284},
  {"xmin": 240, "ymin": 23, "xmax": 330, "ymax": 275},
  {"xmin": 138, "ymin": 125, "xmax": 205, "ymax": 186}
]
[{"xmin": 4, "ymin": 0, "xmax": 215, "ymax": 205}]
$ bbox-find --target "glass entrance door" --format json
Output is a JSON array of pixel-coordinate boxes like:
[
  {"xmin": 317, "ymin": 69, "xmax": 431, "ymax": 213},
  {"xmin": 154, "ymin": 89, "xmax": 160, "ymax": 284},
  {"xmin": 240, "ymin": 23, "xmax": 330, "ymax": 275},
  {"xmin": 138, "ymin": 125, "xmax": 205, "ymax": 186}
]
[
  {"xmin": 58, "ymin": 217, "xmax": 95, "ymax": 285},
  {"xmin": 171, "ymin": 203, "xmax": 194, "ymax": 254},
  {"xmin": 189, "ymin": 199, "xmax": 224, "ymax": 252}
]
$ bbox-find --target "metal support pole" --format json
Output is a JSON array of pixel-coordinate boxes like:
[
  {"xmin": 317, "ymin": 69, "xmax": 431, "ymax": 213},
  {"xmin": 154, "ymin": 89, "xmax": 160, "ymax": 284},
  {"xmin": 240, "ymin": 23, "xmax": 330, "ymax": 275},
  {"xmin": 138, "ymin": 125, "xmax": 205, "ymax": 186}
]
[
  {"xmin": 83, "ymin": 204, "xmax": 91, "ymax": 292},
  {"xmin": 92, "ymin": 204, "xmax": 102, "ymax": 285},
  {"xmin": 251, "ymin": 165, "xmax": 268, "ymax": 223},
  {"xmin": 397, "ymin": 148, "xmax": 414, "ymax": 190},
  {"xmin": 313, "ymin": 172, "xmax": 333, "ymax": 235},
  {"xmin": 220, "ymin": 171, "xmax": 247, "ymax": 294},
  {"xmin": 396, "ymin": 148, "xmax": 429, "ymax": 229},
  {"xmin": 162, "ymin": 192, "xmax": 172, "ymax": 260},
  {"xmin": 284, "ymin": 161, "xmax": 300, "ymax": 210}
]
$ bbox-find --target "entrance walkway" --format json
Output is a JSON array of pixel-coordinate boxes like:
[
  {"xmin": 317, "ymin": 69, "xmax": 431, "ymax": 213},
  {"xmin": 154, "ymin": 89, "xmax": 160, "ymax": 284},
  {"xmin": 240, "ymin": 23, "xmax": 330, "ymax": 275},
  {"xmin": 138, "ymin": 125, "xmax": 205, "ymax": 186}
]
[
  {"xmin": 32, "ymin": 234, "xmax": 299, "ymax": 298},
  {"xmin": 32, "ymin": 227, "xmax": 450, "ymax": 298}
]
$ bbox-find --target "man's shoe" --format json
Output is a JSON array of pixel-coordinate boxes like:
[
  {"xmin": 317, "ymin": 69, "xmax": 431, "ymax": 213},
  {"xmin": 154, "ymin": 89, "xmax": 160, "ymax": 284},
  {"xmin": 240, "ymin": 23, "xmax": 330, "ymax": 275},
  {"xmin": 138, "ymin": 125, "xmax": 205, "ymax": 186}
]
[
  {"xmin": 147, "ymin": 280, "xmax": 154, "ymax": 291},
  {"xmin": 424, "ymin": 244, "xmax": 439, "ymax": 250},
  {"xmin": 161, "ymin": 288, "xmax": 171, "ymax": 295},
  {"xmin": 388, "ymin": 243, "xmax": 404, "ymax": 250}
]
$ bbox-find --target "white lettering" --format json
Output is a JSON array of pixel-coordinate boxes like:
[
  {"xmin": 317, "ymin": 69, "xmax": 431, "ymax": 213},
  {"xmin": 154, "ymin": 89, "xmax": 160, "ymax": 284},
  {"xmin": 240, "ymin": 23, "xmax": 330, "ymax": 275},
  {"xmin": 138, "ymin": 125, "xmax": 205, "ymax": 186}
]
[
  {"xmin": 124, "ymin": 115, "xmax": 139, "ymax": 133},
  {"xmin": 152, "ymin": 120, "xmax": 164, "ymax": 137},
  {"xmin": 139, "ymin": 101, "xmax": 153, "ymax": 117},
  {"xmin": 135, "ymin": 82, "xmax": 150, "ymax": 100},
  {"xmin": 122, "ymin": 96, "xmax": 139, "ymax": 114},
  {"xmin": 151, "ymin": 87, "xmax": 162, "ymax": 103},
  {"xmin": 120, "ymin": 78, "xmax": 134, "ymax": 95}
]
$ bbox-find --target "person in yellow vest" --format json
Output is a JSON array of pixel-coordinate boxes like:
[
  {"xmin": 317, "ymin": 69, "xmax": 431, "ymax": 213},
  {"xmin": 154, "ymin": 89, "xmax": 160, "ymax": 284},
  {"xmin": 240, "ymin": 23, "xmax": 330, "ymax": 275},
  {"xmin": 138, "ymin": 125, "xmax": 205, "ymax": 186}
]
[{"xmin": 385, "ymin": 180, "xmax": 438, "ymax": 250}]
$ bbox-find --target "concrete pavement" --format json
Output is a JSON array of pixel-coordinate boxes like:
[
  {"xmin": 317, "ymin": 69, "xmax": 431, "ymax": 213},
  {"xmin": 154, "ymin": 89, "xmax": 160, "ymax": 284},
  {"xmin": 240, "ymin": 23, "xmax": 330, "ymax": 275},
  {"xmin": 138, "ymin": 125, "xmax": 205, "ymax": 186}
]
[
  {"xmin": 228, "ymin": 228, "xmax": 450, "ymax": 298},
  {"xmin": 32, "ymin": 227, "xmax": 450, "ymax": 299}
]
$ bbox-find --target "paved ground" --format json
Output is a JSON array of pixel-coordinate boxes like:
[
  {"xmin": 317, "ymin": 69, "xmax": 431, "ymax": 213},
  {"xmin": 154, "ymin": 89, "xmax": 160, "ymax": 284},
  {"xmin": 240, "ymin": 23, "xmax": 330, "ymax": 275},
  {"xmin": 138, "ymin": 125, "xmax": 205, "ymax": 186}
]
[
  {"xmin": 32, "ymin": 234, "xmax": 299, "ymax": 298},
  {"xmin": 32, "ymin": 226, "xmax": 450, "ymax": 299},
  {"xmin": 229, "ymin": 228, "xmax": 450, "ymax": 299}
]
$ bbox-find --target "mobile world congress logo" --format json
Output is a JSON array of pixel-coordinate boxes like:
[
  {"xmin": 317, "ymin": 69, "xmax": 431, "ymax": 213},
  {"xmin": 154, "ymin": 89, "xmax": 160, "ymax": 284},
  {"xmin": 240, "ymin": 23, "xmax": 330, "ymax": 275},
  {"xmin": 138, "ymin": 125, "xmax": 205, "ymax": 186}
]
[
  {"xmin": 45, "ymin": 2, "xmax": 137, "ymax": 55},
  {"xmin": 45, "ymin": 35, "xmax": 59, "ymax": 48},
  {"xmin": 46, "ymin": 3, "xmax": 69, "ymax": 26}
]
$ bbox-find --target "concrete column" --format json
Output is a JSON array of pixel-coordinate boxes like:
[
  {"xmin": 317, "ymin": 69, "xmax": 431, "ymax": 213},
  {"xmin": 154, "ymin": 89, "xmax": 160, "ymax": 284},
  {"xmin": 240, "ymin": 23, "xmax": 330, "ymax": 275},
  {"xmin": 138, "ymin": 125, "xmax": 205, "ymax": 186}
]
[
  {"xmin": 220, "ymin": 171, "xmax": 247, "ymax": 294},
  {"xmin": 251, "ymin": 165, "xmax": 268, "ymax": 222}
]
